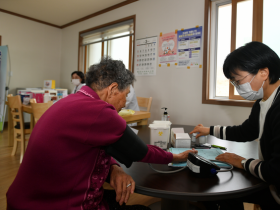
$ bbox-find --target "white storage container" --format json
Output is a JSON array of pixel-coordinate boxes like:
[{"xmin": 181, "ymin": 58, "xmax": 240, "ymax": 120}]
[
  {"xmin": 152, "ymin": 121, "xmax": 172, "ymax": 126},
  {"xmin": 171, "ymin": 128, "xmax": 185, "ymax": 147},
  {"xmin": 173, "ymin": 133, "xmax": 191, "ymax": 148},
  {"xmin": 152, "ymin": 121, "xmax": 172, "ymax": 145},
  {"xmin": 149, "ymin": 124, "xmax": 169, "ymax": 149}
]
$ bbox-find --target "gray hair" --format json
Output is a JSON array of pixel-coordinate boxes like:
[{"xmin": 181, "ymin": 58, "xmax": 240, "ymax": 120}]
[{"xmin": 86, "ymin": 56, "xmax": 135, "ymax": 91}]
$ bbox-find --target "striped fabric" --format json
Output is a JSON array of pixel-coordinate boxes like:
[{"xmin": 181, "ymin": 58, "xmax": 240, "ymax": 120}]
[
  {"xmin": 243, "ymin": 159, "xmax": 266, "ymax": 181},
  {"xmin": 210, "ymin": 126, "xmax": 266, "ymax": 181},
  {"xmin": 210, "ymin": 125, "xmax": 227, "ymax": 140}
]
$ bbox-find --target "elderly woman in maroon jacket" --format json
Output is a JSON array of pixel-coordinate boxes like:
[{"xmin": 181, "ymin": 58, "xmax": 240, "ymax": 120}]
[{"xmin": 6, "ymin": 57, "xmax": 197, "ymax": 210}]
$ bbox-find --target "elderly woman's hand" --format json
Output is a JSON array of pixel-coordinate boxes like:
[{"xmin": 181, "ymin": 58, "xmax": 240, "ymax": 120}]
[
  {"xmin": 109, "ymin": 165, "xmax": 135, "ymax": 205},
  {"xmin": 172, "ymin": 148, "xmax": 198, "ymax": 163},
  {"xmin": 216, "ymin": 152, "xmax": 245, "ymax": 169},
  {"xmin": 189, "ymin": 124, "xmax": 210, "ymax": 138}
]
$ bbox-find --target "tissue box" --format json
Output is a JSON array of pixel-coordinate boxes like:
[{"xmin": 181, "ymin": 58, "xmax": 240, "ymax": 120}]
[
  {"xmin": 149, "ymin": 124, "xmax": 169, "ymax": 149},
  {"xmin": 173, "ymin": 133, "xmax": 191, "ymax": 148},
  {"xmin": 44, "ymin": 80, "xmax": 55, "ymax": 89},
  {"xmin": 171, "ymin": 128, "xmax": 185, "ymax": 147}
]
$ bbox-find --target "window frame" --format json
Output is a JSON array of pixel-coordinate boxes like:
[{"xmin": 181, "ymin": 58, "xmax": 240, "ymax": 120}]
[
  {"xmin": 78, "ymin": 15, "xmax": 136, "ymax": 74},
  {"xmin": 202, "ymin": 0, "xmax": 263, "ymax": 107}
]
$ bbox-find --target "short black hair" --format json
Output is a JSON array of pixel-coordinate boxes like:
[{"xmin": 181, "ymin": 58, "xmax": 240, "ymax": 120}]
[
  {"xmin": 86, "ymin": 56, "xmax": 135, "ymax": 91},
  {"xmin": 71, "ymin": 71, "xmax": 85, "ymax": 83},
  {"xmin": 223, "ymin": 41, "xmax": 280, "ymax": 84}
]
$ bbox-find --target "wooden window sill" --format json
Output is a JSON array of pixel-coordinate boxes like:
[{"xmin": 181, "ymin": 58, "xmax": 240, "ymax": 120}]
[{"xmin": 202, "ymin": 98, "xmax": 254, "ymax": 107}]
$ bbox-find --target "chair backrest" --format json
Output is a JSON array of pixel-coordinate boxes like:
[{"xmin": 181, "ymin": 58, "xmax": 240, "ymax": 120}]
[
  {"xmin": 137, "ymin": 97, "xmax": 152, "ymax": 112},
  {"xmin": 7, "ymin": 95, "xmax": 25, "ymax": 132},
  {"xmin": 30, "ymin": 101, "xmax": 53, "ymax": 124},
  {"xmin": 29, "ymin": 98, "xmax": 37, "ymax": 104}
]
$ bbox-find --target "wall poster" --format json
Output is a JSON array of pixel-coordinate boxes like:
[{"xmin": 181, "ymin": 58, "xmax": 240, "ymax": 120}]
[
  {"xmin": 158, "ymin": 32, "xmax": 177, "ymax": 65},
  {"xmin": 177, "ymin": 26, "xmax": 202, "ymax": 68}
]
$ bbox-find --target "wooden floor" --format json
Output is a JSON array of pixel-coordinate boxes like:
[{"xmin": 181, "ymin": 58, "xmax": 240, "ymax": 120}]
[{"xmin": 0, "ymin": 126, "xmax": 255, "ymax": 210}]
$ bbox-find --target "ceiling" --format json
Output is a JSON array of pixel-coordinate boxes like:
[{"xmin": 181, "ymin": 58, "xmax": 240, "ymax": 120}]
[{"xmin": 0, "ymin": 0, "xmax": 130, "ymax": 27}]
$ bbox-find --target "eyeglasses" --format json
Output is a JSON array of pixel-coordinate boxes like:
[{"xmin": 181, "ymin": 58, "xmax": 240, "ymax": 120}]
[{"xmin": 230, "ymin": 73, "xmax": 251, "ymax": 89}]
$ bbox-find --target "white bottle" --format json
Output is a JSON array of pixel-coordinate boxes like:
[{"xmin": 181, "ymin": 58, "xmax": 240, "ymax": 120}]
[
  {"xmin": 192, "ymin": 132, "xmax": 198, "ymax": 143},
  {"xmin": 199, "ymin": 135, "xmax": 207, "ymax": 144},
  {"xmin": 44, "ymin": 90, "xmax": 50, "ymax": 103},
  {"xmin": 161, "ymin": 107, "xmax": 168, "ymax": 121}
]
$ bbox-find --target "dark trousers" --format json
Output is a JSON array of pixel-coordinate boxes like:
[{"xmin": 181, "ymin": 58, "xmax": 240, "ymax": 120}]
[
  {"xmin": 203, "ymin": 187, "xmax": 280, "ymax": 210},
  {"xmin": 103, "ymin": 190, "xmax": 151, "ymax": 210}
]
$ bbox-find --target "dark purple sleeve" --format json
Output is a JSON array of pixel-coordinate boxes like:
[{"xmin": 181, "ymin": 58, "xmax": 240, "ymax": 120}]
[
  {"xmin": 110, "ymin": 157, "xmax": 120, "ymax": 167},
  {"xmin": 139, "ymin": 145, "xmax": 173, "ymax": 164}
]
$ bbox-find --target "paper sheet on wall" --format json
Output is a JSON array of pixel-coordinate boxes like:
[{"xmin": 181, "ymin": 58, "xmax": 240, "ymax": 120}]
[
  {"xmin": 177, "ymin": 26, "xmax": 202, "ymax": 68},
  {"xmin": 135, "ymin": 36, "xmax": 157, "ymax": 76},
  {"xmin": 158, "ymin": 32, "xmax": 177, "ymax": 65}
]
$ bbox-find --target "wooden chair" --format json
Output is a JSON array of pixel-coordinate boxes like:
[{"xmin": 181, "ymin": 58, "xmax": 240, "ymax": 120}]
[
  {"xmin": 7, "ymin": 94, "xmax": 31, "ymax": 163},
  {"xmin": 254, "ymin": 204, "xmax": 261, "ymax": 210},
  {"xmin": 136, "ymin": 97, "xmax": 152, "ymax": 125},
  {"xmin": 30, "ymin": 100, "xmax": 53, "ymax": 124},
  {"xmin": 29, "ymin": 98, "xmax": 36, "ymax": 104}
]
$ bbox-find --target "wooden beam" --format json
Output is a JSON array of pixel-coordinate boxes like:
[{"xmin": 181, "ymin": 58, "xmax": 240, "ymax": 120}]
[
  {"xmin": 0, "ymin": 8, "xmax": 60, "ymax": 28},
  {"xmin": 61, "ymin": 0, "xmax": 138, "ymax": 28}
]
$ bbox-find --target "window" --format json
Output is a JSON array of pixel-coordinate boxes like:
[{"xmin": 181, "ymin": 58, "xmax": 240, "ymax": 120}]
[
  {"xmin": 203, "ymin": 0, "xmax": 276, "ymax": 107},
  {"xmin": 78, "ymin": 16, "xmax": 135, "ymax": 74}
]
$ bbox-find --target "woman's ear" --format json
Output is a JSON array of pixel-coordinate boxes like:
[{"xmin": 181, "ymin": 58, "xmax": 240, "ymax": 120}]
[
  {"xmin": 108, "ymin": 83, "xmax": 119, "ymax": 98},
  {"xmin": 259, "ymin": 68, "xmax": 269, "ymax": 81}
]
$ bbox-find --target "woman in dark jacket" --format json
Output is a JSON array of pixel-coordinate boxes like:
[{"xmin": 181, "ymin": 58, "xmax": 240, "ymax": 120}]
[{"xmin": 190, "ymin": 42, "xmax": 280, "ymax": 210}]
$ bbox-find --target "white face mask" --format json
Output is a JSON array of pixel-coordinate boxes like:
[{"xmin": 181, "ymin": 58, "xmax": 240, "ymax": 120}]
[
  {"xmin": 236, "ymin": 75, "xmax": 264, "ymax": 100},
  {"xmin": 71, "ymin": 79, "xmax": 81, "ymax": 86}
]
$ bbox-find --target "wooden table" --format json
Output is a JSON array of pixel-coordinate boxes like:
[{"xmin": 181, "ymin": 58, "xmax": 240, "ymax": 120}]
[
  {"xmin": 121, "ymin": 111, "xmax": 150, "ymax": 125},
  {"xmin": 121, "ymin": 124, "xmax": 267, "ymax": 210},
  {"xmin": 5, "ymin": 101, "xmax": 150, "ymax": 146}
]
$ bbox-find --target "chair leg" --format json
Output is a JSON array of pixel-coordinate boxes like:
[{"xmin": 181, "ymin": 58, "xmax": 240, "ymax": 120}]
[
  {"xmin": 11, "ymin": 137, "xmax": 18, "ymax": 156},
  {"xmin": 20, "ymin": 138, "xmax": 25, "ymax": 164}
]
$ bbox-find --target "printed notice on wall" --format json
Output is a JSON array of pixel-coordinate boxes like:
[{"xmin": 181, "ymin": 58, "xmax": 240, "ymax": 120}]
[
  {"xmin": 135, "ymin": 36, "xmax": 157, "ymax": 76},
  {"xmin": 158, "ymin": 32, "xmax": 177, "ymax": 64},
  {"xmin": 177, "ymin": 26, "xmax": 202, "ymax": 68}
]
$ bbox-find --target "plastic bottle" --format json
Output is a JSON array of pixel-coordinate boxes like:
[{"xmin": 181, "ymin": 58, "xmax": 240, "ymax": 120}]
[
  {"xmin": 192, "ymin": 132, "xmax": 198, "ymax": 143},
  {"xmin": 161, "ymin": 107, "xmax": 168, "ymax": 121},
  {"xmin": 44, "ymin": 90, "xmax": 50, "ymax": 103}
]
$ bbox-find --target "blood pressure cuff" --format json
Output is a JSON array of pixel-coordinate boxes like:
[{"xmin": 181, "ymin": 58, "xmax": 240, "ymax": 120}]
[{"xmin": 104, "ymin": 125, "xmax": 148, "ymax": 168}]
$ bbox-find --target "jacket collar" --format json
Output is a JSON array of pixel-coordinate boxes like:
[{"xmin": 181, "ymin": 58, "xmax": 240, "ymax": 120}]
[{"xmin": 78, "ymin": 86, "xmax": 100, "ymax": 100}]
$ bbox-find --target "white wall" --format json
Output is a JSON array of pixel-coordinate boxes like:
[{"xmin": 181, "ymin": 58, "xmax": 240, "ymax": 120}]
[
  {"xmin": 0, "ymin": 12, "xmax": 62, "ymax": 122},
  {"xmin": 0, "ymin": 12, "xmax": 62, "ymax": 94},
  {"xmin": 61, "ymin": 0, "xmax": 252, "ymax": 127}
]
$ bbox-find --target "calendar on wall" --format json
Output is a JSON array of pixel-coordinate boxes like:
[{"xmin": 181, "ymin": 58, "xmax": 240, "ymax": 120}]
[{"xmin": 135, "ymin": 36, "xmax": 157, "ymax": 76}]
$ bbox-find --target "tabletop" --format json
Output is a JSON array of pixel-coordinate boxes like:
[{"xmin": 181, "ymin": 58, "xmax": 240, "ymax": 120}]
[{"xmin": 121, "ymin": 124, "xmax": 267, "ymax": 201}]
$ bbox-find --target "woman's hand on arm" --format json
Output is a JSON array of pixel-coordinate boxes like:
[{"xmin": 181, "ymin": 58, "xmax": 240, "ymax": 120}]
[
  {"xmin": 216, "ymin": 152, "xmax": 246, "ymax": 169},
  {"xmin": 189, "ymin": 124, "xmax": 210, "ymax": 138},
  {"xmin": 109, "ymin": 165, "xmax": 135, "ymax": 205},
  {"xmin": 172, "ymin": 148, "xmax": 198, "ymax": 163}
]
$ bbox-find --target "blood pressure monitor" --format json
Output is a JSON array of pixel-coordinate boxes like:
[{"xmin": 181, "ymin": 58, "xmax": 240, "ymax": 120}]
[
  {"xmin": 187, "ymin": 153, "xmax": 221, "ymax": 177},
  {"xmin": 148, "ymin": 152, "xmax": 233, "ymax": 176}
]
